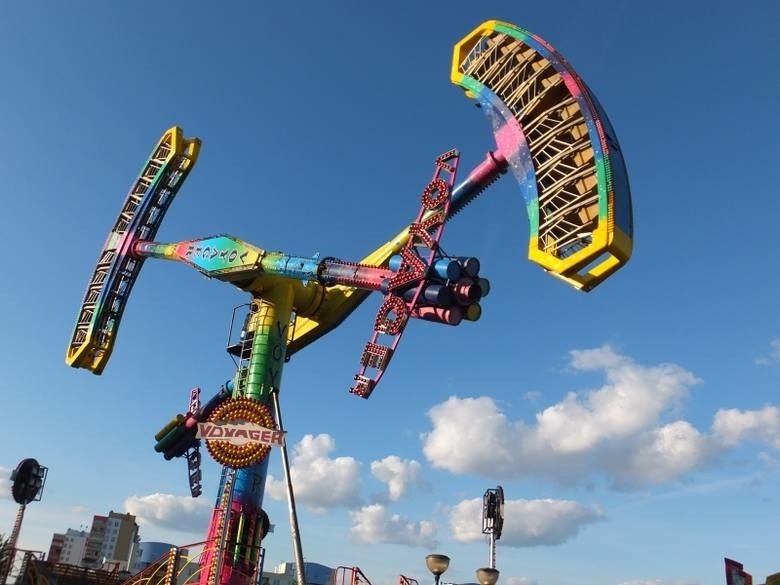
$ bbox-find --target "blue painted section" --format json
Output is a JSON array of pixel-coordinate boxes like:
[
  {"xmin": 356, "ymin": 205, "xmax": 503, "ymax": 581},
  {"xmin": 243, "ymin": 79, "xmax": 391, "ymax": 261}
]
[
  {"xmin": 233, "ymin": 457, "xmax": 271, "ymax": 508},
  {"xmin": 262, "ymin": 255, "xmax": 320, "ymax": 281}
]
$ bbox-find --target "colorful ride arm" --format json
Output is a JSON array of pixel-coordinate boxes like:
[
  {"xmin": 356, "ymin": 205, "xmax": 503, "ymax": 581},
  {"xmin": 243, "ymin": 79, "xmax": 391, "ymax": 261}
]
[
  {"xmin": 66, "ymin": 127, "xmax": 200, "ymax": 374},
  {"xmin": 64, "ymin": 133, "xmax": 485, "ymax": 379},
  {"xmin": 451, "ymin": 20, "xmax": 633, "ymax": 290}
]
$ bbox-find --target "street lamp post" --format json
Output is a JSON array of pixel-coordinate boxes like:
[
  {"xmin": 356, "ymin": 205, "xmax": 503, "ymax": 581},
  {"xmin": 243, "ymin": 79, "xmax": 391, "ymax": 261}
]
[
  {"xmin": 425, "ymin": 554, "xmax": 450, "ymax": 585},
  {"xmin": 475, "ymin": 567, "xmax": 500, "ymax": 585},
  {"xmin": 425, "ymin": 552, "xmax": 499, "ymax": 585}
]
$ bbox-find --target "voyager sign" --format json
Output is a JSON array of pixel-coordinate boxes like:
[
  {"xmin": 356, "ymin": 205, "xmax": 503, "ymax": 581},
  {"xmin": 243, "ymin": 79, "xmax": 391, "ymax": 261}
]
[{"xmin": 197, "ymin": 421, "xmax": 286, "ymax": 447}]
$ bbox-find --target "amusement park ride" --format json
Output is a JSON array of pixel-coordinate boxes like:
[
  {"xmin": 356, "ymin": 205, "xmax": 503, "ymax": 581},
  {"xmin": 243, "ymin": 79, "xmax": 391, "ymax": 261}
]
[{"xmin": 63, "ymin": 19, "xmax": 632, "ymax": 585}]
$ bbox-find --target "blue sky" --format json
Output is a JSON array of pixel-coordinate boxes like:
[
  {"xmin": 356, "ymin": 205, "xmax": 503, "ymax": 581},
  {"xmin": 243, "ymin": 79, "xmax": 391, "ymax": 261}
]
[{"xmin": 1, "ymin": 2, "xmax": 779, "ymax": 585}]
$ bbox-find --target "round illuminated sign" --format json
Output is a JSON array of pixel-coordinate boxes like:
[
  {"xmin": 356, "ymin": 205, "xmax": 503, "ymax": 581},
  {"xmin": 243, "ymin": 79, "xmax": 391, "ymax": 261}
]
[{"xmin": 204, "ymin": 398, "xmax": 277, "ymax": 468}]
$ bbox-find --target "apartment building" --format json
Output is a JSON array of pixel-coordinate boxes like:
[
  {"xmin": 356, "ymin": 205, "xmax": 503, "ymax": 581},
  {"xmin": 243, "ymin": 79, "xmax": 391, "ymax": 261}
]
[
  {"xmin": 82, "ymin": 511, "xmax": 139, "ymax": 570},
  {"xmin": 48, "ymin": 529, "xmax": 89, "ymax": 566}
]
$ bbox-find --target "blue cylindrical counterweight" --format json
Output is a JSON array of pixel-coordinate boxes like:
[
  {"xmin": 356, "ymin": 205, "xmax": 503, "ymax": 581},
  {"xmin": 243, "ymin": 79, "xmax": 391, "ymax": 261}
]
[
  {"xmin": 387, "ymin": 254, "xmax": 403, "ymax": 273},
  {"xmin": 431, "ymin": 258, "xmax": 462, "ymax": 280},
  {"xmin": 389, "ymin": 254, "xmax": 462, "ymax": 281},
  {"xmin": 457, "ymin": 257, "xmax": 480, "ymax": 278},
  {"xmin": 477, "ymin": 278, "xmax": 491, "ymax": 298},
  {"xmin": 402, "ymin": 283, "xmax": 456, "ymax": 307},
  {"xmin": 199, "ymin": 384, "xmax": 232, "ymax": 419}
]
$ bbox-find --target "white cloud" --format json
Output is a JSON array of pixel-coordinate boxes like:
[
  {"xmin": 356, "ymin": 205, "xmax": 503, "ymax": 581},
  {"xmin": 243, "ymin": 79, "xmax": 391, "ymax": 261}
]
[
  {"xmin": 124, "ymin": 493, "xmax": 212, "ymax": 533},
  {"xmin": 370, "ymin": 456, "xmax": 427, "ymax": 502},
  {"xmin": 422, "ymin": 346, "xmax": 705, "ymax": 487},
  {"xmin": 522, "ymin": 391, "xmax": 541, "ymax": 403},
  {"xmin": 505, "ymin": 578, "xmax": 537, "ymax": 585},
  {"xmin": 422, "ymin": 395, "xmax": 520, "ymax": 478},
  {"xmin": 266, "ymin": 434, "xmax": 362, "ymax": 513},
  {"xmin": 349, "ymin": 503, "xmax": 437, "ymax": 548},
  {"xmin": 0, "ymin": 467, "xmax": 12, "ymax": 500},
  {"xmin": 537, "ymin": 346, "xmax": 698, "ymax": 453},
  {"xmin": 712, "ymin": 405, "xmax": 780, "ymax": 449},
  {"xmin": 755, "ymin": 338, "xmax": 780, "ymax": 365},
  {"xmin": 606, "ymin": 422, "xmax": 716, "ymax": 489},
  {"xmin": 449, "ymin": 497, "xmax": 604, "ymax": 547}
]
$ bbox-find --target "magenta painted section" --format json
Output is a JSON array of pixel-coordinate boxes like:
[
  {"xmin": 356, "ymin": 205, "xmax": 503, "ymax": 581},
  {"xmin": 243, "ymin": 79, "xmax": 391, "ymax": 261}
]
[
  {"xmin": 559, "ymin": 70, "xmax": 582, "ymax": 99},
  {"xmin": 468, "ymin": 151, "xmax": 507, "ymax": 184},
  {"xmin": 492, "ymin": 119, "xmax": 525, "ymax": 161},
  {"xmin": 199, "ymin": 461, "xmax": 268, "ymax": 585}
]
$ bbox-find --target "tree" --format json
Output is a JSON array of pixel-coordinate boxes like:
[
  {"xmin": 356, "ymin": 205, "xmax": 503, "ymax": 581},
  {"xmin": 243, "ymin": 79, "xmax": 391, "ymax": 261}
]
[{"xmin": 0, "ymin": 533, "xmax": 12, "ymax": 584}]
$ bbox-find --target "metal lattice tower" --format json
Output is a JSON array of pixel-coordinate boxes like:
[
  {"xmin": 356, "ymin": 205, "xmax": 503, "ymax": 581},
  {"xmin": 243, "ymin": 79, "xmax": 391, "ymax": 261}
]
[{"xmin": 482, "ymin": 486, "xmax": 504, "ymax": 570}]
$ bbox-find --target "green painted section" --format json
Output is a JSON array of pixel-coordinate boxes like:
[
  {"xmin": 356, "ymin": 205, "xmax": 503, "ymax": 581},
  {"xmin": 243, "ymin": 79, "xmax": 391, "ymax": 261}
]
[
  {"xmin": 596, "ymin": 158, "xmax": 609, "ymax": 219},
  {"xmin": 183, "ymin": 235, "xmax": 260, "ymax": 275},
  {"xmin": 458, "ymin": 76, "xmax": 484, "ymax": 97},
  {"xmin": 245, "ymin": 319, "xmax": 272, "ymax": 399},
  {"xmin": 527, "ymin": 201, "xmax": 539, "ymax": 237},
  {"xmin": 493, "ymin": 22, "xmax": 531, "ymax": 41},
  {"xmin": 244, "ymin": 287, "xmax": 293, "ymax": 401}
]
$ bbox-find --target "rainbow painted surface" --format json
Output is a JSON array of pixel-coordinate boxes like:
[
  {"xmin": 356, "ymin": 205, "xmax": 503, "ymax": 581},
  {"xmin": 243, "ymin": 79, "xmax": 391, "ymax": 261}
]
[{"xmin": 451, "ymin": 20, "xmax": 632, "ymax": 290}]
